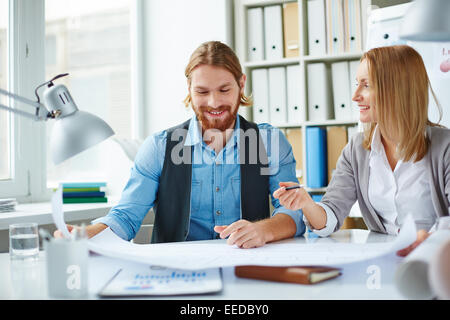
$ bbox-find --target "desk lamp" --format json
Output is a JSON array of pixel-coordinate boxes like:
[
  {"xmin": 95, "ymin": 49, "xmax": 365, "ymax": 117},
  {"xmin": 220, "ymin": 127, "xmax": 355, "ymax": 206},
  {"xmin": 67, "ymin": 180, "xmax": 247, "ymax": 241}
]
[{"xmin": 0, "ymin": 73, "xmax": 115, "ymax": 164}]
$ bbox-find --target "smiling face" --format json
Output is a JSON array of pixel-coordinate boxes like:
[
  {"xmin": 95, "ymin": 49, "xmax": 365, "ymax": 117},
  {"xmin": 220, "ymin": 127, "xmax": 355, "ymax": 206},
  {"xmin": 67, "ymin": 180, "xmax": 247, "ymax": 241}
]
[
  {"xmin": 352, "ymin": 59, "xmax": 376, "ymax": 123},
  {"xmin": 189, "ymin": 64, "xmax": 246, "ymax": 132}
]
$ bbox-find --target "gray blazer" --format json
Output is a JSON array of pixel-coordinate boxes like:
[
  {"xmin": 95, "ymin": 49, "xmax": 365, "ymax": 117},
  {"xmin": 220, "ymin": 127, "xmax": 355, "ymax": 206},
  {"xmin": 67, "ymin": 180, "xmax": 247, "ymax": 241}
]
[{"xmin": 322, "ymin": 126, "xmax": 450, "ymax": 233}]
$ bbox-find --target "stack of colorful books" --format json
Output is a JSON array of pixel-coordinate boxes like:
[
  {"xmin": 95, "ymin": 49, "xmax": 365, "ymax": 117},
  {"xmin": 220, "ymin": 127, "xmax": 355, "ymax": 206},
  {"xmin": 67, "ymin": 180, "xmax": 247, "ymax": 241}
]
[{"xmin": 62, "ymin": 182, "xmax": 108, "ymax": 204}]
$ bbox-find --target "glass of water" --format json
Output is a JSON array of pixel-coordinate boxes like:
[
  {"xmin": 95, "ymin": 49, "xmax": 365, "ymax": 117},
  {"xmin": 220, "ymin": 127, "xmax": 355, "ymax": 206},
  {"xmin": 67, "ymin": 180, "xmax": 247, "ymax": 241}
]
[{"xmin": 9, "ymin": 223, "xmax": 39, "ymax": 261}]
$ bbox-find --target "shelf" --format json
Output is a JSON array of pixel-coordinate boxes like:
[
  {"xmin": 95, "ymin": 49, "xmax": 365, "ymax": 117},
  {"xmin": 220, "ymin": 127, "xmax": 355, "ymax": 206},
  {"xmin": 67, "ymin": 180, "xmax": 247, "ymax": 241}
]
[
  {"xmin": 243, "ymin": 53, "xmax": 363, "ymax": 68},
  {"xmin": 0, "ymin": 199, "xmax": 118, "ymax": 230},
  {"xmin": 304, "ymin": 119, "xmax": 358, "ymax": 127},
  {"xmin": 242, "ymin": 0, "xmax": 292, "ymax": 8},
  {"xmin": 235, "ymin": 0, "xmax": 369, "ymax": 195},
  {"xmin": 273, "ymin": 122, "xmax": 302, "ymax": 128},
  {"xmin": 273, "ymin": 119, "xmax": 358, "ymax": 128},
  {"xmin": 302, "ymin": 52, "xmax": 363, "ymax": 63},
  {"xmin": 243, "ymin": 57, "xmax": 300, "ymax": 69},
  {"xmin": 274, "ymin": 119, "xmax": 358, "ymax": 128}
]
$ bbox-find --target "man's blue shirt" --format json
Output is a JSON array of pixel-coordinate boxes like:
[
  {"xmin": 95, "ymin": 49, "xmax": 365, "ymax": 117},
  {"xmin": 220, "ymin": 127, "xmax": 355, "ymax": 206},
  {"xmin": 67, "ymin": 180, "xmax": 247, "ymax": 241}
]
[{"xmin": 93, "ymin": 116, "xmax": 306, "ymax": 241}]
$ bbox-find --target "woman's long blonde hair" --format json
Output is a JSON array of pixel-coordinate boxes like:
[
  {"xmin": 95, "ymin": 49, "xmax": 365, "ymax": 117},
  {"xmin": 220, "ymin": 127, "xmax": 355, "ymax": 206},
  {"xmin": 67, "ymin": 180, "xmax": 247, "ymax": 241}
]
[
  {"xmin": 361, "ymin": 45, "xmax": 443, "ymax": 162},
  {"xmin": 183, "ymin": 41, "xmax": 252, "ymax": 108}
]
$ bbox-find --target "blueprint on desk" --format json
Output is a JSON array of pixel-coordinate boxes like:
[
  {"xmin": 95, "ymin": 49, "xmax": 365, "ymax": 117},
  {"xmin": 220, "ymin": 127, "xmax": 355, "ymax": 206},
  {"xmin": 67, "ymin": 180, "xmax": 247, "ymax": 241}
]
[{"xmin": 87, "ymin": 215, "xmax": 417, "ymax": 270}]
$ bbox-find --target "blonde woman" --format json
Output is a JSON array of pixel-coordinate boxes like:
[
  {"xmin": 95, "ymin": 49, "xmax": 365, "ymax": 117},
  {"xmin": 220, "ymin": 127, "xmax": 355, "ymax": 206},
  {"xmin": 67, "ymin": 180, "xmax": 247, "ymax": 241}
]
[{"xmin": 274, "ymin": 45, "xmax": 449, "ymax": 256}]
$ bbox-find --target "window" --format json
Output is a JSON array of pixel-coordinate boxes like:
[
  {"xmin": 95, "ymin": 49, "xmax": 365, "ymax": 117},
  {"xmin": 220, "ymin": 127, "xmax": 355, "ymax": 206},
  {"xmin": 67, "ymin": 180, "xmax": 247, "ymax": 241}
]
[
  {"xmin": 0, "ymin": 0, "xmax": 10, "ymax": 181},
  {"xmin": 45, "ymin": 0, "xmax": 133, "ymax": 185},
  {"xmin": 0, "ymin": 0, "xmax": 40, "ymax": 199},
  {"xmin": 1, "ymin": 0, "xmax": 139, "ymax": 201}
]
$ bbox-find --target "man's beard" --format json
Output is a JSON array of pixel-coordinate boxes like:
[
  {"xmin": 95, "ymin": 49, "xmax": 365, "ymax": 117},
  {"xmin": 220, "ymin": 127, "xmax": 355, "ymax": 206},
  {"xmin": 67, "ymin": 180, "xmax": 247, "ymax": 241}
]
[{"xmin": 194, "ymin": 99, "xmax": 240, "ymax": 132}]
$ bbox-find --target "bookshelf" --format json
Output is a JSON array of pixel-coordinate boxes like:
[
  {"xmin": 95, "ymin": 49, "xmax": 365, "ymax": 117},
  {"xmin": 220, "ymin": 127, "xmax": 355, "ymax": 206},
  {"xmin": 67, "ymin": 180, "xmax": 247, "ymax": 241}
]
[{"xmin": 235, "ymin": 0, "xmax": 370, "ymax": 195}]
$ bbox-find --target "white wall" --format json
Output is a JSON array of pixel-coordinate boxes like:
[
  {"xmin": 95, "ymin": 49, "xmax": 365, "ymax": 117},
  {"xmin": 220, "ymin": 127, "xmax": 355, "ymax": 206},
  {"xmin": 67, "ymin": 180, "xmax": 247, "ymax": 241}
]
[
  {"xmin": 142, "ymin": 0, "xmax": 234, "ymax": 136},
  {"xmin": 407, "ymin": 41, "xmax": 450, "ymax": 129}
]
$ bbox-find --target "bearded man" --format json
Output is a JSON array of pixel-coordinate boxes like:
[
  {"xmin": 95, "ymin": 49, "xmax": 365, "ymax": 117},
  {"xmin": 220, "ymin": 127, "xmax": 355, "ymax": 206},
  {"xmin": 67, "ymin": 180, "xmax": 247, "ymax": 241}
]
[{"xmin": 58, "ymin": 41, "xmax": 305, "ymax": 248}]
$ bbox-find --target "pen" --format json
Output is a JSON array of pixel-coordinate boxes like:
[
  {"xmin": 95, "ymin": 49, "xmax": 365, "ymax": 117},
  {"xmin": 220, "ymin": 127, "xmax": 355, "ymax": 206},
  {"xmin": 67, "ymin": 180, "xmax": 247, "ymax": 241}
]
[{"xmin": 285, "ymin": 184, "xmax": 304, "ymax": 191}]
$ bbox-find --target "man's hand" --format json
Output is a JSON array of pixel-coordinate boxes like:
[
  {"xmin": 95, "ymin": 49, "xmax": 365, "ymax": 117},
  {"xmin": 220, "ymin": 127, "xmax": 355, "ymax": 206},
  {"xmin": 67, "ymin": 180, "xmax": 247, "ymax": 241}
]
[
  {"xmin": 214, "ymin": 219, "xmax": 268, "ymax": 249},
  {"xmin": 396, "ymin": 229, "xmax": 430, "ymax": 257},
  {"xmin": 53, "ymin": 224, "xmax": 75, "ymax": 238},
  {"xmin": 214, "ymin": 214, "xmax": 297, "ymax": 249},
  {"xmin": 53, "ymin": 223, "xmax": 108, "ymax": 239}
]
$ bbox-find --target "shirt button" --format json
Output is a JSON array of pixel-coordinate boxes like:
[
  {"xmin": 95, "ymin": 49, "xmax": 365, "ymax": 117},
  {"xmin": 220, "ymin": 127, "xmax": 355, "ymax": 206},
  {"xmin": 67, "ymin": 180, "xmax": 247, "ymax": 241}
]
[
  {"xmin": 216, "ymin": 187, "xmax": 220, "ymax": 192},
  {"xmin": 216, "ymin": 210, "xmax": 221, "ymax": 215}
]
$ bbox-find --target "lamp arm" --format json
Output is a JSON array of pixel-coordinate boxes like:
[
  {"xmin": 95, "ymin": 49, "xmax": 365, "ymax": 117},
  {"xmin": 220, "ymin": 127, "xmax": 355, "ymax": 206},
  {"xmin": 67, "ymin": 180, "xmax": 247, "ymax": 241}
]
[
  {"xmin": 0, "ymin": 88, "xmax": 49, "ymax": 121},
  {"xmin": 0, "ymin": 103, "xmax": 43, "ymax": 120}
]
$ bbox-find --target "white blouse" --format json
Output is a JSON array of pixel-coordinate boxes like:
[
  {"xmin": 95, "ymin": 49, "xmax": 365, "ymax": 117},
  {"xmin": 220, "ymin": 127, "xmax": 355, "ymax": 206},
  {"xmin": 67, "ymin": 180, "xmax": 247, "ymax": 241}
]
[{"xmin": 305, "ymin": 125, "xmax": 436, "ymax": 236}]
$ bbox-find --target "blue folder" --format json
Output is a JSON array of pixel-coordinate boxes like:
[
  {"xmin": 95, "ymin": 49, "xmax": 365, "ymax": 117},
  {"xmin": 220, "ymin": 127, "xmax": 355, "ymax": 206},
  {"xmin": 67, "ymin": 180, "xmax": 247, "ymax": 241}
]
[
  {"xmin": 306, "ymin": 127, "xmax": 328, "ymax": 188},
  {"xmin": 63, "ymin": 191, "xmax": 106, "ymax": 198}
]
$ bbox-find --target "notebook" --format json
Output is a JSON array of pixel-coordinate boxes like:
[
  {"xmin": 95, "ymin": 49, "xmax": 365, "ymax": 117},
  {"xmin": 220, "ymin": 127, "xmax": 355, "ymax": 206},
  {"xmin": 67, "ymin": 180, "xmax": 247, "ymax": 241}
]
[{"xmin": 235, "ymin": 265, "xmax": 341, "ymax": 285}]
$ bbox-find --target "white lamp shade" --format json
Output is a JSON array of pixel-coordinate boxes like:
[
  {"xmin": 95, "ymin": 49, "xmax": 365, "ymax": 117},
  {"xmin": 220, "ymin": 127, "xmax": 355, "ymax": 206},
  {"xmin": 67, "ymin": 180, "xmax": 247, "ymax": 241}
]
[
  {"xmin": 50, "ymin": 110, "xmax": 115, "ymax": 165},
  {"xmin": 400, "ymin": 0, "xmax": 450, "ymax": 41}
]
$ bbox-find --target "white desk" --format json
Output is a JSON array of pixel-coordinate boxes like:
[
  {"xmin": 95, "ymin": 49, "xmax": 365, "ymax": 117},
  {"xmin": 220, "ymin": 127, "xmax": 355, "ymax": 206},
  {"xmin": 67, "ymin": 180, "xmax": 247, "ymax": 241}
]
[{"xmin": 0, "ymin": 229, "xmax": 406, "ymax": 300}]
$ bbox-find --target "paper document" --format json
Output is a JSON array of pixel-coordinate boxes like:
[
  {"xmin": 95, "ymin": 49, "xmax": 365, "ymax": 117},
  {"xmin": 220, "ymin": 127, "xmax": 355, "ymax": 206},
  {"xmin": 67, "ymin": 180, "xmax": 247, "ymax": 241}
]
[
  {"xmin": 395, "ymin": 229, "xmax": 450, "ymax": 300},
  {"xmin": 0, "ymin": 198, "xmax": 17, "ymax": 213},
  {"xmin": 51, "ymin": 184, "xmax": 71, "ymax": 238},
  {"xmin": 87, "ymin": 216, "xmax": 417, "ymax": 270},
  {"xmin": 99, "ymin": 264, "xmax": 222, "ymax": 297}
]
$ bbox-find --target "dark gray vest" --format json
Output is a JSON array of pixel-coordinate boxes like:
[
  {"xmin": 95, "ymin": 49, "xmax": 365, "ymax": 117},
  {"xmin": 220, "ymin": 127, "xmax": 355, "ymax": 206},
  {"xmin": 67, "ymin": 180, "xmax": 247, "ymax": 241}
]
[{"xmin": 151, "ymin": 115, "xmax": 270, "ymax": 243}]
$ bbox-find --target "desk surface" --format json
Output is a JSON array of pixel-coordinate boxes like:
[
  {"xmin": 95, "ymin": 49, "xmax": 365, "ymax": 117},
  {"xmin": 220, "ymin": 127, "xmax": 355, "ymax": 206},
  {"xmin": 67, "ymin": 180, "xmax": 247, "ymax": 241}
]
[{"xmin": 0, "ymin": 229, "xmax": 406, "ymax": 300}]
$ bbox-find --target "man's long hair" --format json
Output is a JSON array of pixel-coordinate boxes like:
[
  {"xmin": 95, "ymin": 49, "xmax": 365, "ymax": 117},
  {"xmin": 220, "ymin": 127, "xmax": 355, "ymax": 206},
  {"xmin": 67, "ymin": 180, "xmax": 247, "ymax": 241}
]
[{"xmin": 183, "ymin": 41, "xmax": 252, "ymax": 108}]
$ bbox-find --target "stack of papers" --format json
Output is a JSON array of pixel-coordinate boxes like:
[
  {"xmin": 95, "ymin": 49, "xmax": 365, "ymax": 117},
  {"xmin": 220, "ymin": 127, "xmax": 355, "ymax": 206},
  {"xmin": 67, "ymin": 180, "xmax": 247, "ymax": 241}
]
[{"xmin": 0, "ymin": 198, "xmax": 17, "ymax": 213}]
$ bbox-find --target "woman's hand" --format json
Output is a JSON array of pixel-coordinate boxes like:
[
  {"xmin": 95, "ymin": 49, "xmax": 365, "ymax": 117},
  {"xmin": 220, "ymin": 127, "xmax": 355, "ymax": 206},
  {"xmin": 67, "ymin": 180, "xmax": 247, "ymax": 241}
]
[
  {"xmin": 396, "ymin": 229, "xmax": 430, "ymax": 257},
  {"xmin": 273, "ymin": 182, "xmax": 328, "ymax": 230},
  {"xmin": 273, "ymin": 182, "xmax": 314, "ymax": 211}
]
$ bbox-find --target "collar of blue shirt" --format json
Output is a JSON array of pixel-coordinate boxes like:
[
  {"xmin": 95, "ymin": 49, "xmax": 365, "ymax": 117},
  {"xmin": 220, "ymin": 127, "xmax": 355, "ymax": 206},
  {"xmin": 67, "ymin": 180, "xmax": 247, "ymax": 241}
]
[{"xmin": 184, "ymin": 115, "xmax": 241, "ymax": 151}]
